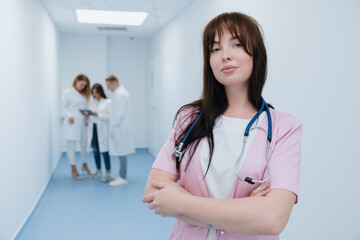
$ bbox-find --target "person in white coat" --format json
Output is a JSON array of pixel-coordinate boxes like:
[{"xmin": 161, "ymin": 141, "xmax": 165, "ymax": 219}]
[
  {"xmin": 88, "ymin": 83, "xmax": 112, "ymax": 182},
  {"xmin": 61, "ymin": 74, "xmax": 94, "ymax": 179},
  {"xmin": 105, "ymin": 75, "xmax": 135, "ymax": 186}
]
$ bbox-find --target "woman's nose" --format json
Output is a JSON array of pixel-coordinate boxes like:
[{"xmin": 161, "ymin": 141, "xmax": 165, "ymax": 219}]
[{"xmin": 222, "ymin": 48, "xmax": 232, "ymax": 62}]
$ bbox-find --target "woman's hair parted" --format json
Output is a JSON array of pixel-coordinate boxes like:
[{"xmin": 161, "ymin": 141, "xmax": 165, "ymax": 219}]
[
  {"xmin": 72, "ymin": 74, "xmax": 91, "ymax": 101},
  {"xmin": 91, "ymin": 83, "xmax": 107, "ymax": 99},
  {"xmin": 173, "ymin": 12, "xmax": 268, "ymax": 176}
]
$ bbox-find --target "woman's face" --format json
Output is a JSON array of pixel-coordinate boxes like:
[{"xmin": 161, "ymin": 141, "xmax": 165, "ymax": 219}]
[
  {"xmin": 92, "ymin": 88, "xmax": 101, "ymax": 100},
  {"xmin": 75, "ymin": 80, "xmax": 87, "ymax": 92},
  {"xmin": 209, "ymin": 30, "xmax": 253, "ymax": 89}
]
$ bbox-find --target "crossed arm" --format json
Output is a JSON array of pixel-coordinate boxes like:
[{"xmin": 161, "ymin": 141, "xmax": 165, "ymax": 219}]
[{"xmin": 142, "ymin": 168, "xmax": 296, "ymax": 236}]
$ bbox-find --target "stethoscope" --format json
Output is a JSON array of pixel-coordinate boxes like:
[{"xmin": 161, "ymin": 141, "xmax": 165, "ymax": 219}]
[{"xmin": 173, "ymin": 97, "xmax": 272, "ymax": 185}]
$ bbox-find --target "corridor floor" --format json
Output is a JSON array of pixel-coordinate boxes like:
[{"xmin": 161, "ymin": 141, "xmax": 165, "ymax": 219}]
[{"xmin": 16, "ymin": 149, "xmax": 174, "ymax": 240}]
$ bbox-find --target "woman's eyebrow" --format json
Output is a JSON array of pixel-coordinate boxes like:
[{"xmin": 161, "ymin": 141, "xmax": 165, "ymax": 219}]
[{"xmin": 213, "ymin": 37, "xmax": 239, "ymax": 44}]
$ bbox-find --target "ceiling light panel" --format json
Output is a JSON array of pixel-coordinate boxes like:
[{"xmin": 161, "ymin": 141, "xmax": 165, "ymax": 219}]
[
  {"xmin": 107, "ymin": 0, "xmax": 153, "ymax": 11},
  {"xmin": 76, "ymin": 9, "xmax": 148, "ymax": 26}
]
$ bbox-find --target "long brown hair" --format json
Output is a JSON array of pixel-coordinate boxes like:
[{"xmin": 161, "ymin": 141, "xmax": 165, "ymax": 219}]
[
  {"xmin": 91, "ymin": 83, "xmax": 107, "ymax": 99},
  {"xmin": 174, "ymin": 12, "xmax": 268, "ymax": 175},
  {"xmin": 72, "ymin": 74, "xmax": 91, "ymax": 101}
]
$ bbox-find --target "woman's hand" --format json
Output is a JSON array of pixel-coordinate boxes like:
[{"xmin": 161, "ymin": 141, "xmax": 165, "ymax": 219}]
[
  {"xmin": 250, "ymin": 182, "xmax": 271, "ymax": 197},
  {"xmin": 68, "ymin": 116, "xmax": 74, "ymax": 124},
  {"xmin": 142, "ymin": 180, "xmax": 187, "ymax": 218},
  {"xmin": 93, "ymin": 111, "xmax": 98, "ymax": 116},
  {"xmin": 85, "ymin": 114, "xmax": 90, "ymax": 120}
]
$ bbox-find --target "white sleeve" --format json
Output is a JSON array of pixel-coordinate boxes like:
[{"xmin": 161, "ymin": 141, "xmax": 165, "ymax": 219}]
[
  {"xmin": 87, "ymin": 98, "xmax": 96, "ymax": 121},
  {"xmin": 98, "ymin": 99, "xmax": 110, "ymax": 121},
  {"xmin": 110, "ymin": 94, "xmax": 126, "ymax": 126},
  {"xmin": 61, "ymin": 90, "xmax": 72, "ymax": 119}
]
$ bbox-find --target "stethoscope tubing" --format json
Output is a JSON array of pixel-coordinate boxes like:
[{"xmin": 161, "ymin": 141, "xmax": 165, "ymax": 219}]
[
  {"xmin": 234, "ymin": 139, "xmax": 271, "ymax": 184},
  {"xmin": 174, "ymin": 97, "xmax": 272, "ymax": 185}
]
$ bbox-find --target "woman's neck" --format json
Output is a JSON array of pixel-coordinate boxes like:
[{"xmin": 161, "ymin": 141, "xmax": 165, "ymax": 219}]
[{"xmin": 222, "ymin": 86, "xmax": 257, "ymax": 119}]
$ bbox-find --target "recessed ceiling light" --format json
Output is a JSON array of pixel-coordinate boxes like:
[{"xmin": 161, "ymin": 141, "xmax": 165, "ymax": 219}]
[{"xmin": 76, "ymin": 9, "xmax": 148, "ymax": 26}]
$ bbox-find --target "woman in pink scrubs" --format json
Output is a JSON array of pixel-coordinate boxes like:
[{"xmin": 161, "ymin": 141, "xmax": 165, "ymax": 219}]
[{"xmin": 143, "ymin": 12, "xmax": 302, "ymax": 240}]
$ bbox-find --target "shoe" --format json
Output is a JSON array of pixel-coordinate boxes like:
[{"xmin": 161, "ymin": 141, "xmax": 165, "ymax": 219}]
[
  {"xmin": 71, "ymin": 165, "xmax": 83, "ymax": 180},
  {"xmin": 92, "ymin": 171, "xmax": 102, "ymax": 179},
  {"xmin": 72, "ymin": 172, "xmax": 83, "ymax": 180},
  {"xmin": 109, "ymin": 176, "xmax": 128, "ymax": 186},
  {"xmin": 82, "ymin": 163, "xmax": 94, "ymax": 175},
  {"xmin": 102, "ymin": 174, "xmax": 112, "ymax": 183},
  {"xmin": 111, "ymin": 173, "xmax": 119, "ymax": 180}
]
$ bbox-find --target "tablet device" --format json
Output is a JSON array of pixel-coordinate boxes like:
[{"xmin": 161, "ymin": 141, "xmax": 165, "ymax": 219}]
[{"xmin": 79, "ymin": 109, "xmax": 95, "ymax": 115}]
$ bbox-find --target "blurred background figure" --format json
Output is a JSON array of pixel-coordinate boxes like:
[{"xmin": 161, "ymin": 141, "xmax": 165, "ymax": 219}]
[
  {"xmin": 106, "ymin": 75, "xmax": 135, "ymax": 186},
  {"xmin": 88, "ymin": 83, "xmax": 112, "ymax": 182},
  {"xmin": 61, "ymin": 74, "xmax": 94, "ymax": 179}
]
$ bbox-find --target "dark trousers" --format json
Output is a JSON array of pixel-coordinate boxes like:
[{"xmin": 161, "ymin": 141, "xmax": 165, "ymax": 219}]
[
  {"xmin": 91, "ymin": 123, "xmax": 110, "ymax": 171},
  {"xmin": 119, "ymin": 156, "xmax": 127, "ymax": 179}
]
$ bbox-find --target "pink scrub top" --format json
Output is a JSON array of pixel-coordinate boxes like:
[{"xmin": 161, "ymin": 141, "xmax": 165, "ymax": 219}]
[{"xmin": 152, "ymin": 108, "xmax": 303, "ymax": 240}]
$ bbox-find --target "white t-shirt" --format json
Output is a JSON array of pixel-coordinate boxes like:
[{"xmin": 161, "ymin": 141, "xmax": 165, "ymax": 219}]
[{"xmin": 200, "ymin": 113, "xmax": 265, "ymax": 240}]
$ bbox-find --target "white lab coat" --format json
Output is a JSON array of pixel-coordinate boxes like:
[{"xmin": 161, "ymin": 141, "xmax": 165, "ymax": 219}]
[
  {"xmin": 87, "ymin": 97, "xmax": 111, "ymax": 152},
  {"xmin": 109, "ymin": 85, "xmax": 135, "ymax": 156},
  {"xmin": 61, "ymin": 87, "xmax": 88, "ymax": 141}
]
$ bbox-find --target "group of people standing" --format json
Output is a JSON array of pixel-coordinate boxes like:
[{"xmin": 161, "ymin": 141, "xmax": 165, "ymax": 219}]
[{"xmin": 61, "ymin": 74, "xmax": 134, "ymax": 187}]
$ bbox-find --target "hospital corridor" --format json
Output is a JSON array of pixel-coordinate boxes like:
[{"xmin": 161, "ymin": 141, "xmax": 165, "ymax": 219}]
[{"xmin": 1, "ymin": 0, "xmax": 360, "ymax": 240}]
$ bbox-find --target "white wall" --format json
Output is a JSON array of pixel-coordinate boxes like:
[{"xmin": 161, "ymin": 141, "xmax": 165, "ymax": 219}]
[
  {"xmin": 59, "ymin": 35, "xmax": 107, "ymax": 92},
  {"xmin": 148, "ymin": 0, "xmax": 360, "ymax": 239},
  {"xmin": 107, "ymin": 37, "xmax": 150, "ymax": 148},
  {"xmin": 59, "ymin": 35, "xmax": 149, "ymax": 148},
  {"xmin": 0, "ymin": 0, "xmax": 60, "ymax": 239}
]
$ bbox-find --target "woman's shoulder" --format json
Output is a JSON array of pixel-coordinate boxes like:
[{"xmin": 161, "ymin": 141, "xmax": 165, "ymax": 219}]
[
  {"xmin": 172, "ymin": 104, "xmax": 201, "ymax": 135},
  {"xmin": 176, "ymin": 104, "xmax": 200, "ymax": 122},
  {"xmin": 178, "ymin": 104, "xmax": 197, "ymax": 115},
  {"xmin": 270, "ymin": 108, "xmax": 303, "ymax": 135},
  {"xmin": 103, "ymin": 98, "xmax": 111, "ymax": 105},
  {"xmin": 62, "ymin": 87, "xmax": 75, "ymax": 98},
  {"xmin": 66, "ymin": 86, "xmax": 80, "ymax": 95},
  {"xmin": 271, "ymin": 108, "xmax": 302, "ymax": 123},
  {"xmin": 63, "ymin": 87, "xmax": 72, "ymax": 93}
]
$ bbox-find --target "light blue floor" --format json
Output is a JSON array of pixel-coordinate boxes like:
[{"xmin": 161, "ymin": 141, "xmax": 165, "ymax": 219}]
[{"xmin": 16, "ymin": 149, "xmax": 174, "ymax": 240}]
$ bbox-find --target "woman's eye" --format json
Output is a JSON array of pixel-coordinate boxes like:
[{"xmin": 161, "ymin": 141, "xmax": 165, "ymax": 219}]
[
  {"xmin": 234, "ymin": 43, "xmax": 242, "ymax": 48},
  {"xmin": 211, "ymin": 48, "xmax": 220, "ymax": 53}
]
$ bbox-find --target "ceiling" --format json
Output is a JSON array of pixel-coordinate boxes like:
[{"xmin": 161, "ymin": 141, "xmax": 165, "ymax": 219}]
[{"xmin": 42, "ymin": 0, "xmax": 194, "ymax": 37}]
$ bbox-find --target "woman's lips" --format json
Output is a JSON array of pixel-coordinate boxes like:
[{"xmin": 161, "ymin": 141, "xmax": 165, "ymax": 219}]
[{"xmin": 221, "ymin": 65, "xmax": 237, "ymax": 73}]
